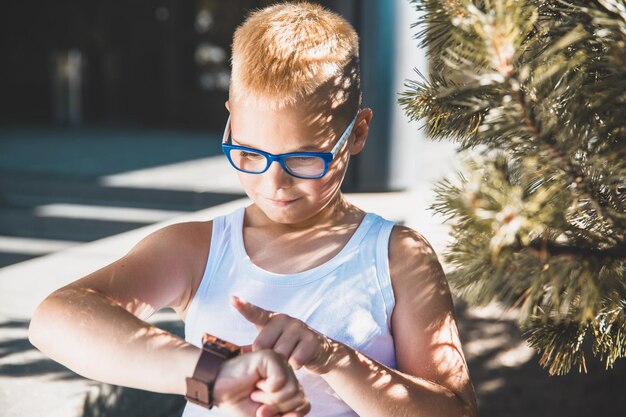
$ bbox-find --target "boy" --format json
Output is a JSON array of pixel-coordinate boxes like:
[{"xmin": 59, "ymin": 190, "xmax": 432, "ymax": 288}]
[{"xmin": 29, "ymin": 2, "xmax": 478, "ymax": 417}]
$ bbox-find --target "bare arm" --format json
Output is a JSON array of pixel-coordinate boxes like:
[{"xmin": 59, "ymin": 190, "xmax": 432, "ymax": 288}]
[{"xmin": 28, "ymin": 222, "xmax": 209, "ymax": 395}]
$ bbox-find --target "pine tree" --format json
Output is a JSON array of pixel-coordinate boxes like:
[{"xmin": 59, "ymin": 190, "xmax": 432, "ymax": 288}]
[{"xmin": 400, "ymin": 0, "xmax": 626, "ymax": 375}]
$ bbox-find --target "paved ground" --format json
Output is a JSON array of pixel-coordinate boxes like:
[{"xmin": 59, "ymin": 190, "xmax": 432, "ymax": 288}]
[
  {"xmin": 0, "ymin": 127, "xmax": 237, "ymax": 267},
  {"xmin": 1, "ymin": 131, "xmax": 624, "ymax": 417}
]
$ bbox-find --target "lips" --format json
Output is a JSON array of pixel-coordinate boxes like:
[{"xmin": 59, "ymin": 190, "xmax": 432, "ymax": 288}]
[{"xmin": 266, "ymin": 197, "xmax": 299, "ymax": 206}]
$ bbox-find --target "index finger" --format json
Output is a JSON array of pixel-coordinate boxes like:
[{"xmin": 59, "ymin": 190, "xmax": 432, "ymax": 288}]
[{"xmin": 231, "ymin": 295, "xmax": 275, "ymax": 328}]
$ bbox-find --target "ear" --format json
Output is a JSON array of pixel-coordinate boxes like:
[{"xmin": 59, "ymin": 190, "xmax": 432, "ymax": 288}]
[
  {"xmin": 225, "ymin": 100, "xmax": 231, "ymax": 112},
  {"xmin": 349, "ymin": 108, "xmax": 373, "ymax": 156}
]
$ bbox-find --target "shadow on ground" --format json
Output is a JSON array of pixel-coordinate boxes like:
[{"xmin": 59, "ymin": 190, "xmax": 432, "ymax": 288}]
[
  {"xmin": 0, "ymin": 317, "xmax": 186, "ymax": 417},
  {"xmin": 455, "ymin": 301, "xmax": 626, "ymax": 417}
]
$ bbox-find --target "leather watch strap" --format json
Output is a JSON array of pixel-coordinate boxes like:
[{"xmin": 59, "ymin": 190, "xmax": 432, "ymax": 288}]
[{"xmin": 185, "ymin": 334, "xmax": 241, "ymax": 409}]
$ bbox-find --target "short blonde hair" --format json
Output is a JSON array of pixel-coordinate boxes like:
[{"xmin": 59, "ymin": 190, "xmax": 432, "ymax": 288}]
[{"xmin": 230, "ymin": 2, "xmax": 360, "ymax": 115}]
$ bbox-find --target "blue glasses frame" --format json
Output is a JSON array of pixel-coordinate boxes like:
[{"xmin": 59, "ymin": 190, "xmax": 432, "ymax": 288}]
[{"xmin": 221, "ymin": 112, "xmax": 359, "ymax": 179}]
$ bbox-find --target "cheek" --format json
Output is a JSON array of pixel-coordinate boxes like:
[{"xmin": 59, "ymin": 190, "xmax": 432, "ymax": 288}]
[
  {"xmin": 301, "ymin": 179, "xmax": 327, "ymax": 196},
  {"xmin": 324, "ymin": 153, "xmax": 350, "ymax": 186},
  {"xmin": 236, "ymin": 172, "xmax": 259, "ymax": 193},
  {"xmin": 310, "ymin": 164, "xmax": 346, "ymax": 200}
]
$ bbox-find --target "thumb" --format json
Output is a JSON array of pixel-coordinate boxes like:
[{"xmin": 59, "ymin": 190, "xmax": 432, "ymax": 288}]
[{"xmin": 231, "ymin": 295, "xmax": 274, "ymax": 329}]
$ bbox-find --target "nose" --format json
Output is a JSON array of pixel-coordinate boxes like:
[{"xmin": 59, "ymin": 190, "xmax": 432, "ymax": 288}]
[{"xmin": 264, "ymin": 159, "xmax": 293, "ymax": 189}]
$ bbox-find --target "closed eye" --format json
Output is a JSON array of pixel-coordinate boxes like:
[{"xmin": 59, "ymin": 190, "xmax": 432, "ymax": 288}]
[
  {"xmin": 290, "ymin": 156, "xmax": 318, "ymax": 161},
  {"xmin": 239, "ymin": 151, "xmax": 264, "ymax": 159}
]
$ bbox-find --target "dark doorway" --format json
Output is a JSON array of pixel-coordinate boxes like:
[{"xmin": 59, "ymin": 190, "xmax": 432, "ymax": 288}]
[{"xmin": 0, "ymin": 0, "xmax": 353, "ymax": 131}]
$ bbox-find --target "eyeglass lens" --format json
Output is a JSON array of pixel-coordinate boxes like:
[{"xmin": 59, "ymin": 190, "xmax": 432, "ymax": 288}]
[{"xmin": 228, "ymin": 149, "xmax": 325, "ymax": 178}]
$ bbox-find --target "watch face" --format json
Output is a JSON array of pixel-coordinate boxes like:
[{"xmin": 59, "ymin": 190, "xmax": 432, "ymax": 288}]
[{"xmin": 202, "ymin": 334, "xmax": 241, "ymax": 357}]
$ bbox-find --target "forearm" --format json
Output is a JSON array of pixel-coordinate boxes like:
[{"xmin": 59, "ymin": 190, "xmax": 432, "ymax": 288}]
[
  {"xmin": 321, "ymin": 342, "xmax": 476, "ymax": 417},
  {"xmin": 29, "ymin": 287, "xmax": 200, "ymax": 395}
]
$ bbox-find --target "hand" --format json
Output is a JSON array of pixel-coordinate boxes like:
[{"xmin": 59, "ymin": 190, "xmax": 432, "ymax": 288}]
[
  {"xmin": 231, "ymin": 296, "xmax": 340, "ymax": 375},
  {"xmin": 213, "ymin": 349, "xmax": 311, "ymax": 417}
]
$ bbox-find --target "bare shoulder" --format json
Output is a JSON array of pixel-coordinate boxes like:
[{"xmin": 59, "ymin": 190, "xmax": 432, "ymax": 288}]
[
  {"xmin": 387, "ymin": 225, "xmax": 476, "ymax": 411},
  {"xmin": 131, "ymin": 221, "xmax": 213, "ymax": 259},
  {"xmin": 134, "ymin": 220, "xmax": 212, "ymax": 272},
  {"xmin": 62, "ymin": 220, "xmax": 213, "ymax": 321},
  {"xmin": 388, "ymin": 224, "xmax": 449, "ymax": 295},
  {"xmin": 387, "ymin": 223, "xmax": 455, "ymax": 337}
]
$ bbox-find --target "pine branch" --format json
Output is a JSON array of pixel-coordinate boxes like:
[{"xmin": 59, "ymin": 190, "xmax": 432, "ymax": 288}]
[
  {"xmin": 526, "ymin": 237, "xmax": 626, "ymax": 260},
  {"xmin": 408, "ymin": 0, "xmax": 626, "ymax": 375},
  {"xmin": 409, "ymin": 0, "xmax": 469, "ymax": 71},
  {"xmin": 524, "ymin": 294, "xmax": 626, "ymax": 374},
  {"xmin": 399, "ymin": 71, "xmax": 489, "ymax": 143},
  {"xmin": 524, "ymin": 318, "xmax": 589, "ymax": 375},
  {"xmin": 432, "ymin": 156, "xmax": 625, "ymax": 358},
  {"xmin": 505, "ymin": 68, "xmax": 624, "ymax": 245}
]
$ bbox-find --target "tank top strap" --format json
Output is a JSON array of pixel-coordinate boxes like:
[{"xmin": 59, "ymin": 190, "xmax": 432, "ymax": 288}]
[{"xmin": 374, "ymin": 219, "xmax": 396, "ymax": 326}]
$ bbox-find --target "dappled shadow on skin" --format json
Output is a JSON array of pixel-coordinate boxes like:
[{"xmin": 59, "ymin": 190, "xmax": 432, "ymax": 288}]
[
  {"xmin": 455, "ymin": 301, "xmax": 626, "ymax": 417},
  {"xmin": 385, "ymin": 225, "xmax": 477, "ymax": 413},
  {"xmin": 298, "ymin": 56, "xmax": 362, "ymax": 145},
  {"xmin": 243, "ymin": 201, "xmax": 365, "ymax": 274},
  {"xmin": 324, "ymin": 339, "xmax": 469, "ymax": 417},
  {"xmin": 0, "ymin": 317, "xmax": 186, "ymax": 417}
]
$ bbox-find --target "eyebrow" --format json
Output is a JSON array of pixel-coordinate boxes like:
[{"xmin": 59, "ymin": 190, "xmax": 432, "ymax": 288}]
[{"xmin": 231, "ymin": 137, "xmax": 321, "ymax": 153}]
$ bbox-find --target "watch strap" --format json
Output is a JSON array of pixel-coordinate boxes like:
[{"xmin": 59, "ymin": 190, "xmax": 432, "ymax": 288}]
[{"xmin": 185, "ymin": 334, "xmax": 241, "ymax": 409}]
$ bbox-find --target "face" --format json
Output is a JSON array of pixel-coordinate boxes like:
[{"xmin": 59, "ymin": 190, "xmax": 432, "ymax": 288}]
[{"xmin": 226, "ymin": 100, "xmax": 371, "ymax": 226}]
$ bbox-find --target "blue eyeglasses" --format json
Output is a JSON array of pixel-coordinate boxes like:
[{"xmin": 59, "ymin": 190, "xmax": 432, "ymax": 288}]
[{"xmin": 221, "ymin": 112, "xmax": 359, "ymax": 179}]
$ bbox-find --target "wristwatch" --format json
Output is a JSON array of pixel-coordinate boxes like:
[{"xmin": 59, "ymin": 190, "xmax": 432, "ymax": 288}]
[{"xmin": 185, "ymin": 333, "xmax": 241, "ymax": 409}]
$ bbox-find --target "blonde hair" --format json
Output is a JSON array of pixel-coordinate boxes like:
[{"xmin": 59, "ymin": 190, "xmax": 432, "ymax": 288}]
[{"xmin": 230, "ymin": 2, "xmax": 360, "ymax": 114}]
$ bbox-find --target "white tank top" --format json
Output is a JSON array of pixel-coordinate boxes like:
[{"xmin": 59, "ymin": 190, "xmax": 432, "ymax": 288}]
[{"xmin": 182, "ymin": 206, "xmax": 397, "ymax": 417}]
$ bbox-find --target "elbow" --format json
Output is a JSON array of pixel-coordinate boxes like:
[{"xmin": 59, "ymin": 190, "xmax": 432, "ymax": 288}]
[
  {"xmin": 464, "ymin": 403, "xmax": 479, "ymax": 417},
  {"xmin": 28, "ymin": 290, "xmax": 69, "ymax": 353},
  {"xmin": 447, "ymin": 389, "xmax": 478, "ymax": 417},
  {"xmin": 458, "ymin": 395, "xmax": 478, "ymax": 417},
  {"xmin": 28, "ymin": 297, "xmax": 53, "ymax": 351}
]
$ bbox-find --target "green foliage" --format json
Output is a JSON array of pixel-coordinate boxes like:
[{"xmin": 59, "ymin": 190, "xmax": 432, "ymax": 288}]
[{"xmin": 401, "ymin": 0, "xmax": 626, "ymax": 375}]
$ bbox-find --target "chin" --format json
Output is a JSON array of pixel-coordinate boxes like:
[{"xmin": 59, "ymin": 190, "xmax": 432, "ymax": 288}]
[
  {"xmin": 258, "ymin": 202, "xmax": 312, "ymax": 225},
  {"xmin": 262, "ymin": 208, "xmax": 305, "ymax": 225}
]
